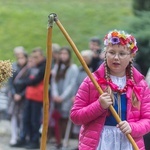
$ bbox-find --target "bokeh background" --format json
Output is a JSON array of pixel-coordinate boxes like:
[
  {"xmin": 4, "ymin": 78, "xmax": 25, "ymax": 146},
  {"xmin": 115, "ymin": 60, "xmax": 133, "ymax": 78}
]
[{"xmin": 0, "ymin": 0, "xmax": 150, "ymax": 75}]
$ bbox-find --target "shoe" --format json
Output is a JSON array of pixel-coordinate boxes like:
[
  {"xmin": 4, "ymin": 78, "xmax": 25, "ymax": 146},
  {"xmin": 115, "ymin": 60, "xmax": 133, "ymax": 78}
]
[
  {"xmin": 56, "ymin": 143, "xmax": 62, "ymax": 149},
  {"xmin": 25, "ymin": 142, "xmax": 40, "ymax": 149},
  {"xmin": 54, "ymin": 143, "xmax": 62, "ymax": 150},
  {"xmin": 9, "ymin": 139, "xmax": 17, "ymax": 147},
  {"xmin": 51, "ymin": 143, "xmax": 62, "ymax": 150},
  {"xmin": 11, "ymin": 139, "xmax": 26, "ymax": 147},
  {"xmin": 10, "ymin": 143, "xmax": 18, "ymax": 147}
]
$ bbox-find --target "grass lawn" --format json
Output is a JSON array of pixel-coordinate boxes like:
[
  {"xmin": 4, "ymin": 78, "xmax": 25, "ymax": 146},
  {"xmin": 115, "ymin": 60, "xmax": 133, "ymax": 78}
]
[{"xmin": 0, "ymin": 0, "xmax": 133, "ymax": 63}]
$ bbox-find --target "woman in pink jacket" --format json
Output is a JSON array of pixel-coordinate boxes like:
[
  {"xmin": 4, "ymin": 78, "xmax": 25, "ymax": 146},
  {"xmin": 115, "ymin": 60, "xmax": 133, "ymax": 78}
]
[{"xmin": 70, "ymin": 30, "xmax": 150, "ymax": 150}]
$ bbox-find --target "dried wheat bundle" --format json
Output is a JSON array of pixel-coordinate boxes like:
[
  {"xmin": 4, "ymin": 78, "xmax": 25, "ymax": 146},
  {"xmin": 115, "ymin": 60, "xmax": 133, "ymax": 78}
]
[{"xmin": 0, "ymin": 60, "xmax": 12, "ymax": 85}]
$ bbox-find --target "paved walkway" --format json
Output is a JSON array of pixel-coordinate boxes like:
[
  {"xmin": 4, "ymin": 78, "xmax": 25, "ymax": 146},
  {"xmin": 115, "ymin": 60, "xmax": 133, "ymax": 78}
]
[
  {"xmin": 0, "ymin": 136, "xmax": 78, "ymax": 150},
  {"xmin": 0, "ymin": 120, "xmax": 78, "ymax": 150}
]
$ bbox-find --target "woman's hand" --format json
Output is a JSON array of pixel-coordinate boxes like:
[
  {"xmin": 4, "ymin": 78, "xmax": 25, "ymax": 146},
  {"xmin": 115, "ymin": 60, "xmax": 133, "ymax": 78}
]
[
  {"xmin": 117, "ymin": 121, "xmax": 132, "ymax": 134},
  {"xmin": 14, "ymin": 94, "xmax": 22, "ymax": 102},
  {"xmin": 53, "ymin": 96, "xmax": 62, "ymax": 103},
  {"xmin": 99, "ymin": 92, "xmax": 113, "ymax": 109},
  {"xmin": 71, "ymin": 96, "xmax": 75, "ymax": 102}
]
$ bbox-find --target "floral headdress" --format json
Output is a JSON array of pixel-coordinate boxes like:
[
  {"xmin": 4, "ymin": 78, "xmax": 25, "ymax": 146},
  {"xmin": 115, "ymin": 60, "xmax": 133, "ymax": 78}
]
[{"xmin": 104, "ymin": 30, "xmax": 138, "ymax": 54}]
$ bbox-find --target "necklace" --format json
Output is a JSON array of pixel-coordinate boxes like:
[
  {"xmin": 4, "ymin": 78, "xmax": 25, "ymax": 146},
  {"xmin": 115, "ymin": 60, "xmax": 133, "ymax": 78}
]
[
  {"xmin": 97, "ymin": 77, "xmax": 128, "ymax": 94},
  {"xmin": 109, "ymin": 75, "xmax": 127, "ymax": 94},
  {"xmin": 110, "ymin": 79, "xmax": 128, "ymax": 94}
]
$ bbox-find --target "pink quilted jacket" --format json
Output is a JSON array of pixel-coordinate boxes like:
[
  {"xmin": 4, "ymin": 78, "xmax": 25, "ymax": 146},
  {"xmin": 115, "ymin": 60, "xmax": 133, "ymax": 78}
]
[{"xmin": 70, "ymin": 64, "xmax": 150, "ymax": 150}]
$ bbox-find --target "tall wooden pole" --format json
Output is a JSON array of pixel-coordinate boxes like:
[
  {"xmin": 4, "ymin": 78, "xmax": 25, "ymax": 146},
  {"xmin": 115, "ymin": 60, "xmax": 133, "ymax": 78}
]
[{"xmin": 40, "ymin": 14, "xmax": 54, "ymax": 150}]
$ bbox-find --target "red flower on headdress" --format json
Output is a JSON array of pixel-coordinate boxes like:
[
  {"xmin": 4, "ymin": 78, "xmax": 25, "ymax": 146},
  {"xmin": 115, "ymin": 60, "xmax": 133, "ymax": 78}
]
[
  {"xmin": 126, "ymin": 38, "xmax": 130, "ymax": 43},
  {"xmin": 132, "ymin": 46, "xmax": 138, "ymax": 53},
  {"xmin": 119, "ymin": 37, "xmax": 127, "ymax": 45},
  {"xmin": 130, "ymin": 36, "xmax": 135, "ymax": 42}
]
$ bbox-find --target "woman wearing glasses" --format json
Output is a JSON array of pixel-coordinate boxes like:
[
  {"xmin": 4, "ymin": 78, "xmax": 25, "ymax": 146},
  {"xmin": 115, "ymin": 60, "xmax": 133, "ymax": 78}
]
[{"xmin": 70, "ymin": 30, "xmax": 150, "ymax": 150}]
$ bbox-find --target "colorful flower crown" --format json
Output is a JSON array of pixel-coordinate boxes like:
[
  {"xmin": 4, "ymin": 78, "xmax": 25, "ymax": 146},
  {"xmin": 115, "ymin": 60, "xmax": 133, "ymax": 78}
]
[{"xmin": 104, "ymin": 30, "xmax": 138, "ymax": 54}]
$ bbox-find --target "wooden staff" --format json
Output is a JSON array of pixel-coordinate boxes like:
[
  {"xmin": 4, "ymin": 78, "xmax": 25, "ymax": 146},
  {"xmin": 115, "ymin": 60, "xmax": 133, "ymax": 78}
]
[
  {"xmin": 52, "ymin": 14, "xmax": 139, "ymax": 150},
  {"xmin": 40, "ymin": 15, "xmax": 54, "ymax": 150}
]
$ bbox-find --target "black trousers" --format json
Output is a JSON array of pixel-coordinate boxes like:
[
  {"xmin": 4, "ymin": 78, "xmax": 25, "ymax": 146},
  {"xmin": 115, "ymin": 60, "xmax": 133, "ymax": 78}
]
[
  {"xmin": 144, "ymin": 132, "xmax": 150, "ymax": 150},
  {"xmin": 20, "ymin": 99, "xmax": 43, "ymax": 143}
]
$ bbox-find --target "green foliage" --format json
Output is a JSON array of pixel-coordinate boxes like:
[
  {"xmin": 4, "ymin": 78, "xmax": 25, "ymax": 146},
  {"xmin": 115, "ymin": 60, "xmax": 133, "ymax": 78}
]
[
  {"xmin": 126, "ymin": 12, "xmax": 150, "ymax": 75},
  {"xmin": 132, "ymin": 0, "xmax": 150, "ymax": 14},
  {"xmin": 0, "ymin": 0, "xmax": 133, "ymax": 63}
]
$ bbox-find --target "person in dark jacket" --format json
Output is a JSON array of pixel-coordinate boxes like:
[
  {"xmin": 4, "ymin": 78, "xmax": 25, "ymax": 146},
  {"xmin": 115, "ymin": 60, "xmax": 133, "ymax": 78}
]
[
  {"xmin": 89, "ymin": 37, "xmax": 103, "ymax": 72},
  {"xmin": 8, "ymin": 52, "xmax": 28, "ymax": 146},
  {"xmin": 14, "ymin": 47, "xmax": 46, "ymax": 149}
]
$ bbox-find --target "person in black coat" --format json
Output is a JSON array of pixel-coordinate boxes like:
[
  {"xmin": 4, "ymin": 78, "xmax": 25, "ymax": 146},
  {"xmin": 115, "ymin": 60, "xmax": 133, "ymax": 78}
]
[{"xmin": 13, "ymin": 47, "xmax": 46, "ymax": 149}]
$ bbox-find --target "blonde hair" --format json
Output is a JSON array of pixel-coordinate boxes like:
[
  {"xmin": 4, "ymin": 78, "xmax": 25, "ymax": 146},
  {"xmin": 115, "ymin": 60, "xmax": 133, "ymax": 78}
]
[
  {"xmin": 81, "ymin": 50, "xmax": 93, "ymax": 61},
  {"xmin": 52, "ymin": 43, "xmax": 60, "ymax": 53},
  {"xmin": 104, "ymin": 55, "xmax": 140, "ymax": 109},
  {"xmin": 13, "ymin": 46, "xmax": 25, "ymax": 54}
]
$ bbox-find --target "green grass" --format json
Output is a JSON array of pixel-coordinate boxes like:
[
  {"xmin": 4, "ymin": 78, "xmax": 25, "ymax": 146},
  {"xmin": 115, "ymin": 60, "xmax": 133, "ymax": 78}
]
[{"xmin": 0, "ymin": 0, "xmax": 133, "ymax": 63}]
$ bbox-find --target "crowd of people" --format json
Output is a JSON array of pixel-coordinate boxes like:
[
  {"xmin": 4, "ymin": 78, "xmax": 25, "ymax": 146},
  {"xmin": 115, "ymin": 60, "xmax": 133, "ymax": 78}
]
[
  {"xmin": 0, "ymin": 30, "xmax": 150, "ymax": 150},
  {"xmin": 7, "ymin": 46, "xmax": 46, "ymax": 149},
  {"xmin": 0, "ymin": 37, "xmax": 103, "ymax": 150}
]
